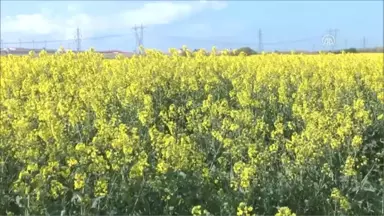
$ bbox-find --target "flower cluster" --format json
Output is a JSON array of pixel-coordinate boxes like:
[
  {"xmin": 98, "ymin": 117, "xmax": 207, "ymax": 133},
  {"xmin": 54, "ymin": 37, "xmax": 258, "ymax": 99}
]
[{"xmin": 0, "ymin": 50, "xmax": 383, "ymax": 215}]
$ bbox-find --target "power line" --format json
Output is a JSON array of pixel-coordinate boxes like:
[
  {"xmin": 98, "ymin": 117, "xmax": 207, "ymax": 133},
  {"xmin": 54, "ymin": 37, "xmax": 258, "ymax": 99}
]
[
  {"xmin": 85, "ymin": 34, "xmax": 127, "ymax": 40},
  {"xmin": 4, "ymin": 39, "xmax": 72, "ymax": 45},
  {"xmin": 263, "ymin": 36, "xmax": 321, "ymax": 45},
  {"xmin": 2, "ymin": 33, "xmax": 129, "ymax": 46},
  {"xmin": 2, "ymin": 30, "xmax": 338, "ymax": 52},
  {"xmin": 161, "ymin": 34, "xmax": 321, "ymax": 49},
  {"xmin": 3, "ymin": 28, "xmax": 323, "ymax": 50}
]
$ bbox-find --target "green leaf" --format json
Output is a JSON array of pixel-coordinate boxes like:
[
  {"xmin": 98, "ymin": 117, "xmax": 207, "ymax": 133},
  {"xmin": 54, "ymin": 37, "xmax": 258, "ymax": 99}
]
[{"xmin": 378, "ymin": 114, "xmax": 383, "ymax": 120}]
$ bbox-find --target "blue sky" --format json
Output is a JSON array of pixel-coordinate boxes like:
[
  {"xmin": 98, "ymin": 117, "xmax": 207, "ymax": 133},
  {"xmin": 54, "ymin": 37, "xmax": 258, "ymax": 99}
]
[{"xmin": 1, "ymin": 1, "xmax": 383, "ymax": 52}]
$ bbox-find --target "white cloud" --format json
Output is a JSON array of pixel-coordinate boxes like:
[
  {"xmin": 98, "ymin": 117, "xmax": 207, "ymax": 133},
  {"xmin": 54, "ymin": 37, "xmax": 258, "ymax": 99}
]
[
  {"xmin": 1, "ymin": 14, "xmax": 62, "ymax": 35},
  {"xmin": 120, "ymin": 1, "xmax": 228, "ymax": 25},
  {"xmin": 200, "ymin": 0, "xmax": 228, "ymax": 10},
  {"xmin": 67, "ymin": 4, "xmax": 80, "ymax": 13},
  {"xmin": 1, "ymin": 12, "xmax": 97, "ymax": 40},
  {"xmin": 0, "ymin": 1, "xmax": 228, "ymax": 40},
  {"xmin": 120, "ymin": 2, "xmax": 195, "ymax": 26}
]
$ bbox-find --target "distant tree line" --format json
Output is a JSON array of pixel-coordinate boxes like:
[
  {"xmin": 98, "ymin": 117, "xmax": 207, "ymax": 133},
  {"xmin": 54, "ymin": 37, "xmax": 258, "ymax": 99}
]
[
  {"xmin": 331, "ymin": 47, "xmax": 383, "ymax": 54},
  {"xmin": 330, "ymin": 48, "xmax": 359, "ymax": 54}
]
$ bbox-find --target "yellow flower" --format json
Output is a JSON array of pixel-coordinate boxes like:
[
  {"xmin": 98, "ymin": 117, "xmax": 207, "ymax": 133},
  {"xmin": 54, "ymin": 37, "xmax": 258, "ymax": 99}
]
[
  {"xmin": 275, "ymin": 207, "xmax": 296, "ymax": 216},
  {"xmin": 67, "ymin": 158, "xmax": 78, "ymax": 167},
  {"xmin": 94, "ymin": 179, "xmax": 108, "ymax": 197},
  {"xmin": 192, "ymin": 205, "xmax": 202, "ymax": 216},
  {"xmin": 74, "ymin": 173, "xmax": 86, "ymax": 190},
  {"xmin": 351, "ymin": 135, "xmax": 363, "ymax": 149},
  {"xmin": 342, "ymin": 156, "xmax": 357, "ymax": 177},
  {"xmin": 330, "ymin": 188, "xmax": 351, "ymax": 211}
]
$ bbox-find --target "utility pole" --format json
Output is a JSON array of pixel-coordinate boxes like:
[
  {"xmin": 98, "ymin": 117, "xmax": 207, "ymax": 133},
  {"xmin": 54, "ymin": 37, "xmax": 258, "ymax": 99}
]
[
  {"xmin": 19, "ymin": 39, "xmax": 22, "ymax": 48},
  {"xmin": 133, "ymin": 24, "xmax": 145, "ymax": 54},
  {"xmin": 363, "ymin": 37, "xmax": 366, "ymax": 49},
  {"xmin": 32, "ymin": 40, "xmax": 35, "ymax": 49},
  {"xmin": 258, "ymin": 28, "xmax": 263, "ymax": 52},
  {"xmin": 44, "ymin": 40, "xmax": 47, "ymax": 50},
  {"xmin": 75, "ymin": 27, "xmax": 82, "ymax": 52}
]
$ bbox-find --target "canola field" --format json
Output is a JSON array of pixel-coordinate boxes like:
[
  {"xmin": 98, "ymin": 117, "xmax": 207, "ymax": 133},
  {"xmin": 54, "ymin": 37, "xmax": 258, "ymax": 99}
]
[{"xmin": 0, "ymin": 49, "xmax": 383, "ymax": 216}]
